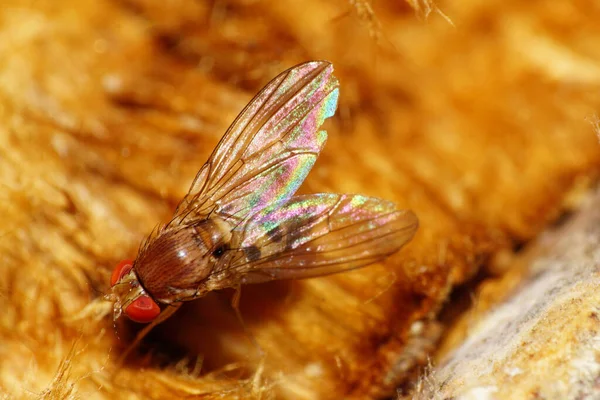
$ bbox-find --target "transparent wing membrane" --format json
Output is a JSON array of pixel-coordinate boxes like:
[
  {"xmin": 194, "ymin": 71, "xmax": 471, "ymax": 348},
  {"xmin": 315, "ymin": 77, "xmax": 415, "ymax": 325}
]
[
  {"xmin": 226, "ymin": 194, "xmax": 418, "ymax": 283},
  {"xmin": 172, "ymin": 61, "xmax": 339, "ymax": 225}
]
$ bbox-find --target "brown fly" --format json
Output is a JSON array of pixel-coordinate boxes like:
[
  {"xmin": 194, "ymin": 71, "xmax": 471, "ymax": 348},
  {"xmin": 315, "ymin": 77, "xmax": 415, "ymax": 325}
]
[{"xmin": 109, "ymin": 61, "xmax": 418, "ymax": 356}]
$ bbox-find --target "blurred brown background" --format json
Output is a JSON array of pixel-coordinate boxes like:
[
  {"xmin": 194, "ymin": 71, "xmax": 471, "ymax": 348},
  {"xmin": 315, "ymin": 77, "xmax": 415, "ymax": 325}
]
[{"xmin": 1, "ymin": 0, "xmax": 600, "ymax": 399}]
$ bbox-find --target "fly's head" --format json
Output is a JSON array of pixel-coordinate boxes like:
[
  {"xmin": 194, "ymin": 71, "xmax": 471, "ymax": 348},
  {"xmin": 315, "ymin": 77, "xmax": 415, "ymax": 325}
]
[{"xmin": 110, "ymin": 259, "xmax": 161, "ymax": 323}]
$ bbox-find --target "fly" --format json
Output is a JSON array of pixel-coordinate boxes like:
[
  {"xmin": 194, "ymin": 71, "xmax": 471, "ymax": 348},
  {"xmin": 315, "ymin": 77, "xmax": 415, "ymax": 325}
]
[{"xmin": 110, "ymin": 61, "xmax": 418, "ymax": 343}]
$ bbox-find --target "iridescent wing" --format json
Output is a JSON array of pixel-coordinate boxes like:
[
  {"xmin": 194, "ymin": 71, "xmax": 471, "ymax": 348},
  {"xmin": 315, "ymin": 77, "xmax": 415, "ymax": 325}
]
[
  {"xmin": 172, "ymin": 61, "xmax": 339, "ymax": 226},
  {"xmin": 214, "ymin": 194, "xmax": 418, "ymax": 284}
]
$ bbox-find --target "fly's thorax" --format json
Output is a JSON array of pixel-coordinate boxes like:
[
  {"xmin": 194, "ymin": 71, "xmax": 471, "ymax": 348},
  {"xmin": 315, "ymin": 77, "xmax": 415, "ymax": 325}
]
[{"xmin": 134, "ymin": 219, "xmax": 232, "ymax": 303}]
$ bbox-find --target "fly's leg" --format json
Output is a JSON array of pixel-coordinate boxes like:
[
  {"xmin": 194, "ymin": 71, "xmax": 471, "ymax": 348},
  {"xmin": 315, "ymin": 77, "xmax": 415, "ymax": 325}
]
[
  {"xmin": 232, "ymin": 285, "xmax": 264, "ymax": 358},
  {"xmin": 112, "ymin": 303, "xmax": 182, "ymax": 374}
]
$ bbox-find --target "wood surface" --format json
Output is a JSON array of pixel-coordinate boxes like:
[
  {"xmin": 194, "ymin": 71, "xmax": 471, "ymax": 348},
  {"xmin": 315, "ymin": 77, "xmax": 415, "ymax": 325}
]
[{"xmin": 1, "ymin": 0, "xmax": 600, "ymax": 399}]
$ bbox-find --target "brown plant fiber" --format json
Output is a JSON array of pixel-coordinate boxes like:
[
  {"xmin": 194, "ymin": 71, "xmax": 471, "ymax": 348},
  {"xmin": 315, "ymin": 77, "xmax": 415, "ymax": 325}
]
[{"xmin": 2, "ymin": 0, "xmax": 600, "ymax": 399}]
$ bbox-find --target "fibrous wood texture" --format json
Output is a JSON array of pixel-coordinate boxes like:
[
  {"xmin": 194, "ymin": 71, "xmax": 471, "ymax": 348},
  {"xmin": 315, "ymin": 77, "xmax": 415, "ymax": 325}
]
[
  {"xmin": 1, "ymin": 0, "xmax": 600, "ymax": 399},
  {"xmin": 415, "ymin": 188, "xmax": 600, "ymax": 399}
]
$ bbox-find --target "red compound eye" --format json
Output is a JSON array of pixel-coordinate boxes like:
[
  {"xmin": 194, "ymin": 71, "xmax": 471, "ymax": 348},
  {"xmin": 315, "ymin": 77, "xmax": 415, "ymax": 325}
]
[
  {"xmin": 124, "ymin": 295, "xmax": 161, "ymax": 323},
  {"xmin": 111, "ymin": 259, "xmax": 134, "ymax": 286}
]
